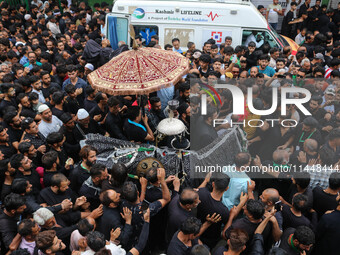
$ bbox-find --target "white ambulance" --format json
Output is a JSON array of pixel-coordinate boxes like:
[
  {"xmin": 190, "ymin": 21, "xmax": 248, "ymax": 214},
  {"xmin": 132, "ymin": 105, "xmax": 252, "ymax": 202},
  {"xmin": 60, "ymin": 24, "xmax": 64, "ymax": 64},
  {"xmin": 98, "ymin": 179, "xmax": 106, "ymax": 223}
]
[{"xmin": 106, "ymin": 0, "xmax": 299, "ymax": 53}]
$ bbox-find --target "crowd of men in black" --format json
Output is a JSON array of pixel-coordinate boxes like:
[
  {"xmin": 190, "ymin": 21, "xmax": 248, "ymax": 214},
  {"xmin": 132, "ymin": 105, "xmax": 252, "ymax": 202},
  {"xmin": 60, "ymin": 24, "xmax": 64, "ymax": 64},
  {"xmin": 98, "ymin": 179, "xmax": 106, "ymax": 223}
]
[{"xmin": 0, "ymin": 0, "xmax": 339, "ymax": 254}]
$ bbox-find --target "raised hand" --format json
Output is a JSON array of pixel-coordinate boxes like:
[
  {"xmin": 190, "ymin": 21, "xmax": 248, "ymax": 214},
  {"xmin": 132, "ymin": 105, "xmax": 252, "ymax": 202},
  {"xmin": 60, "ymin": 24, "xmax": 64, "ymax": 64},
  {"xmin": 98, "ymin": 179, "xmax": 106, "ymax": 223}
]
[{"xmin": 120, "ymin": 207, "xmax": 132, "ymax": 224}]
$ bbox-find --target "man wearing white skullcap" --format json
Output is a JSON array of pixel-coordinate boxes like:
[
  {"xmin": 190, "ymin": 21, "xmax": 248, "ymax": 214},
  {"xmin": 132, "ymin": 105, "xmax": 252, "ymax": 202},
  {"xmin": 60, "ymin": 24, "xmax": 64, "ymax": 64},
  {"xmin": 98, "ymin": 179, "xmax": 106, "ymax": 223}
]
[
  {"xmin": 75, "ymin": 109, "xmax": 106, "ymax": 140},
  {"xmin": 38, "ymin": 104, "xmax": 63, "ymax": 138}
]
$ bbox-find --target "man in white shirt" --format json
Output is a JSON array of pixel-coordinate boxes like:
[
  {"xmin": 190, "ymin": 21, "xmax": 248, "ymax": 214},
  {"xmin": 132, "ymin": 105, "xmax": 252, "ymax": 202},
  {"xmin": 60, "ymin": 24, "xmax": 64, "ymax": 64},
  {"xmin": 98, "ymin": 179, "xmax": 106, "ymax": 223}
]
[{"xmin": 38, "ymin": 104, "xmax": 63, "ymax": 138}]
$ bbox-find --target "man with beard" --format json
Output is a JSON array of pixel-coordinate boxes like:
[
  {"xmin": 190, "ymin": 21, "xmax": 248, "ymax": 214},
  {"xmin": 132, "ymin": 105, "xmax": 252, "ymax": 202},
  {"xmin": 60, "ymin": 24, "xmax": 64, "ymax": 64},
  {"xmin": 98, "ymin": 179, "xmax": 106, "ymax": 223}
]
[
  {"xmin": 89, "ymin": 92, "xmax": 109, "ymax": 129},
  {"xmin": 30, "ymin": 75, "xmax": 45, "ymax": 104},
  {"xmin": 69, "ymin": 145, "xmax": 97, "ymax": 194},
  {"xmin": 0, "ymin": 125, "xmax": 17, "ymax": 159},
  {"xmin": 41, "ymin": 71, "xmax": 60, "ymax": 100},
  {"xmin": 22, "ymin": 118, "xmax": 46, "ymax": 151},
  {"xmin": 105, "ymin": 96, "xmax": 127, "ymax": 139},
  {"xmin": 3, "ymin": 112, "xmax": 23, "ymax": 150},
  {"xmin": 37, "ymin": 105, "xmax": 63, "ymax": 138},
  {"xmin": 97, "ymin": 189, "xmax": 133, "ymax": 247},
  {"xmin": 279, "ymin": 226, "xmax": 315, "ymax": 255},
  {"xmin": 177, "ymin": 103, "xmax": 191, "ymax": 130},
  {"xmin": 0, "ymin": 157, "xmax": 16, "ymax": 201},
  {"xmin": 17, "ymin": 93, "xmax": 40, "ymax": 121},
  {"xmin": 74, "ymin": 109, "xmax": 106, "ymax": 141},
  {"xmin": 11, "ymin": 154, "xmax": 41, "ymax": 198},
  {"xmin": 38, "ymin": 173, "xmax": 90, "ymax": 227},
  {"xmin": 307, "ymin": 95, "xmax": 326, "ymax": 121},
  {"xmin": 59, "ymin": 113, "xmax": 81, "ymax": 162},
  {"xmin": 79, "ymin": 163, "xmax": 108, "ymax": 210},
  {"xmin": 146, "ymin": 96, "xmax": 165, "ymax": 133},
  {"xmin": 35, "ymin": 230, "xmax": 66, "ymax": 255},
  {"xmin": 0, "ymin": 193, "xmax": 27, "ymax": 253},
  {"xmin": 175, "ymin": 83, "xmax": 190, "ymax": 105},
  {"xmin": 17, "ymin": 219, "xmax": 41, "ymax": 254},
  {"xmin": 0, "ymin": 84, "xmax": 17, "ymax": 118}
]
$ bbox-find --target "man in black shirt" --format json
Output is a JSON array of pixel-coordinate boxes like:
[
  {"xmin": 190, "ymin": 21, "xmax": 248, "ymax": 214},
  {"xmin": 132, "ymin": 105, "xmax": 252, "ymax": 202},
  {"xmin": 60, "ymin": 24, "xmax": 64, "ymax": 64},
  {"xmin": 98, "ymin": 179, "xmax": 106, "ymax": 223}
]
[
  {"xmin": 74, "ymin": 108, "xmax": 106, "ymax": 140},
  {"xmin": 89, "ymin": 92, "xmax": 108, "ymax": 125},
  {"xmin": 105, "ymin": 96, "xmax": 127, "ymax": 140},
  {"xmin": 0, "ymin": 83, "xmax": 17, "ymax": 118},
  {"xmin": 279, "ymin": 117, "xmax": 323, "ymax": 152},
  {"xmin": 167, "ymin": 217, "xmax": 201, "ymax": 255},
  {"xmin": 124, "ymin": 106, "xmax": 154, "ymax": 143},
  {"xmin": 279, "ymin": 226, "xmax": 315, "ymax": 255},
  {"xmin": 17, "ymin": 93, "xmax": 39, "ymax": 121},
  {"xmin": 59, "ymin": 113, "xmax": 81, "ymax": 161},
  {"xmin": 21, "ymin": 117, "xmax": 46, "ymax": 153},
  {"xmin": 0, "ymin": 125, "xmax": 16, "ymax": 159},
  {"xmin": 314, "ymin": 198, "xmax": 340, "ymax": 255},
  {"xmin": 175, "ymin": 83, "xmax": 190, "ymax": 106},
  {"xmin": 197, "ymin": 173, "xmax": 230, "ymax": 249},
  {"xmin": 281, "ymin": 194, "xmax": 316, "ymax": 231},
  {"xmin": 313, "ymin": 172, "xmax": 340, "ymax": 220},
  {"xmin": 146, "ymin": 96, "xmax": 165, "ymax": 133},
  {"xmin": 84, "ymin": 86, "xmax": 97, "ymax": 113},
  {"xmin": 11, "ymin": 154, "xmax": 41, "ymax": 198},
  {"xmin": 3, "ymin": 112, "xmax": 23, "ymax": 150},
  {"xmin": 38, "ymin": 173, "xmax": 87, "ymax": 226},
  {"xmin": 307, "ymin": 95, "xmax": 327, "ymax": 122},
  {"xmin": 69, "ymin": 145, "xmax": 97, "ymax": 194},
  {"xmin": 79, "ymin": 163, "xmax": 108, "ymax": 210},
  {"xmin": 167, "ymin": 188, "xmax": 200, "ymax": 244},
  {"xmin": 97, "ymin": 189, "xmax": 133, "ymax": 247},
  {"xmin": 51, "ymin": 91, "xmax": 66, "ymax": 120},
  {"xmin": 0, "ymin": 193, "xmax": 27, "ymax": 253},
  {"xmin": 224, "ymin": 200, "xmax": 271, "ymax": 254}
]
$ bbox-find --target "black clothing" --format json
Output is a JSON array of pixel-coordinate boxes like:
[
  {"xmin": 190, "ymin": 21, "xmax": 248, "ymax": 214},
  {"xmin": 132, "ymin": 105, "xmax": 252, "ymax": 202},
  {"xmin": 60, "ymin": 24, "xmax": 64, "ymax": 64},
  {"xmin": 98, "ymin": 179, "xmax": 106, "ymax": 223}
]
[
  {"xmin": 167, "ymin": 192, "xmax": 194, "ymax": 243},
  {"xmin": 89, "ymin": 105, "xmax": 108, "ymax": 123},
  {"xmin": 59, "ymin": 126, "xmax": 81, "ymax": 161},
  {"xmin": 64, "ymin": 96, "xmax": 81, "ymax": 115},
  {"xmin": 69, "ymin": 164, "xmax": 90, "ymax": 194},
  {"xmin": 84, "ymin": 98, "xmax": 97, "ymax": 113},
  {"xmin": 197, "ymin": 187, "xmax": 229, "ymax": 248},
  {"xmin": 79, "ymin": 177, "xmax": 101, "ymax": 210},
  {"xmin": 281, "ymin": 204, "xmax": 315, "ymax": 231},
  {"xmin": 97, "ymin": 206, "xmax": 133, "ymax": 247},
  {"xmin": 279, "ymin": 228, "xmax": 299, "ymax": 255},
  {"xmin": 105, "ymin": 112, "xmax": 127, "ymax": 140},
  {"xmin": 191, "ymin": 117, "xmax": 218, "ymax": 150},
  {"xmin": 74, "ymin": 119, "xmax": 105, "ymax": 139},
  {"xmin": 282, "ymin": 11, "xmax": 295, "ymax": 38},
  {"xmin": 123, "ymin": 119, "xmax": 147, "ymax": 143},
  {"xmin": 292, "ymin": 124, "xmax": 323, "ymax": 151},
  {"xmin": 225, "ymin": 217, "xmax": 271, "ymax": 255},
  {"xmin": 38, "ymin": 187, "xmax": 81, "ymax": 226},
  {"xmin": 0, "ymin": 143, "xmax": 17, "ymax": 159},
  {"xmin": 0, "ymin": 99, "xmax": 17, "ymax": 117},
  {"xmin": 0, "ymin": 210, "xmax": 19, "ymax": 252},
  {"xmin": 20, "ymin": 106, "xmax": 37, "ymax": 119},
  {"xmin": 23, "ymin": 132, "xmax": 46, "ymax": 149},
  {"xmin": 312, "ymin": 186, "xmax": 338, "ymax": 220},
  {"xmin": 52, "ymin": 107, "xmax": 65, "ymax": 120},
  {"xmin": 15, "ymin": 170, "xmax": 41, "ymax": 198},
  {"xmin": 167, "ymin": 231, "xmax": 199, "ymax": 255},
  {"xmin": 7, "ymin": 126, "xmax": 23, "ymax": 144},
  {"xmin": 314, "ymin": 210, "xmax": 340, "ymax": 255}
]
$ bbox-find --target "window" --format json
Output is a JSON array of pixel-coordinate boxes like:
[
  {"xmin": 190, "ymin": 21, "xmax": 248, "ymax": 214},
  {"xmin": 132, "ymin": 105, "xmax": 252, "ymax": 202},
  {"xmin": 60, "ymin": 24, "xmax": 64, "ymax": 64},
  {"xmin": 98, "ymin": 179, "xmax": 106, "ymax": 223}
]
[
  {"xmin": 107, "ymin": 15, "xmax": 129, "ymax": 49},
  {"xmin": 242, "ymin": 29, "xmax": 280, "ymax": 49},
  {"xmin": 133, "ymin": 25, "xmax": 159, "ymax": 46}
]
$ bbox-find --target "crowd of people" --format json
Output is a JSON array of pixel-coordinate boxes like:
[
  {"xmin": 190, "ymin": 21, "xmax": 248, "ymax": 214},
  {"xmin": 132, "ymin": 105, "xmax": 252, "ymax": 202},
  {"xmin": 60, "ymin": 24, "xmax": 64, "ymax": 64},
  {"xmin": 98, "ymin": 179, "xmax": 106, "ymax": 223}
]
[{"xmin": 0, "ymin": 0, "xmax": 339, "ymax": 255}]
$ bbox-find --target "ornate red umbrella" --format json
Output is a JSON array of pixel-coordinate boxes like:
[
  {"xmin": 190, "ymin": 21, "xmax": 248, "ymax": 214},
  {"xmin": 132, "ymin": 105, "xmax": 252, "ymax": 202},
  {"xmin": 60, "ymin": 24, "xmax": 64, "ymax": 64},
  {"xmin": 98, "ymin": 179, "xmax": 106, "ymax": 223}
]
[{"xmin": 87, "ymin": 47, "xmax": 190, "ymax": 95}]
